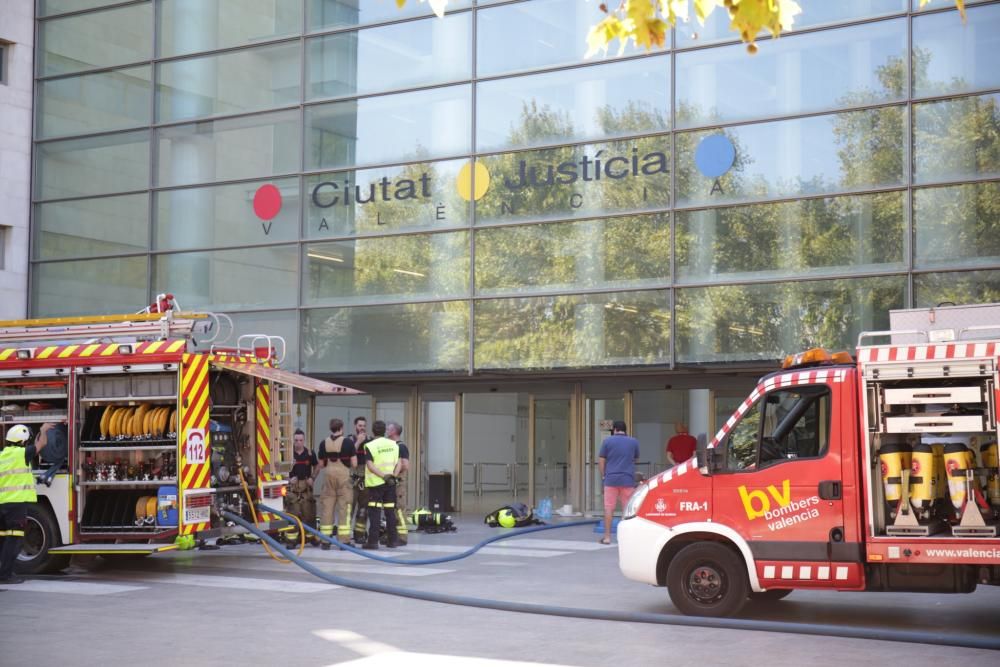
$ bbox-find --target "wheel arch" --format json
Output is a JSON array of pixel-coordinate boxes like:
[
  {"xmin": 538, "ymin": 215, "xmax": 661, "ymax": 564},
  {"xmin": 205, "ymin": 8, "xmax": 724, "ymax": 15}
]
[{"xmin": 656, "ymin": 523, "xmax": 761, "ymax": 592}]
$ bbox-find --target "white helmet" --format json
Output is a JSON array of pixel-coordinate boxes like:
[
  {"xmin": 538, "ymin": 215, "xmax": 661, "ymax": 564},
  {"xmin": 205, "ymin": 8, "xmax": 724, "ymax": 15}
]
[{"xmin": 5, "ymin": 424, "xmax": 31, "ymax": 444}]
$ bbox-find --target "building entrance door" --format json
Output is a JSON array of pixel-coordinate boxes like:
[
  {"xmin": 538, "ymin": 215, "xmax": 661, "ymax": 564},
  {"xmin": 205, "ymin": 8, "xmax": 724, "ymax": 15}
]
[
  {"xmin": 531, "ymin": 396, "xmax": 572, "ymax": 511},
  {"xmin": 585, "ymin": 394, "xmax": 628, "ymax": 514},
  {"xmin": 460, "ymin": 392, "xmax": 528, "ymax": 515}
]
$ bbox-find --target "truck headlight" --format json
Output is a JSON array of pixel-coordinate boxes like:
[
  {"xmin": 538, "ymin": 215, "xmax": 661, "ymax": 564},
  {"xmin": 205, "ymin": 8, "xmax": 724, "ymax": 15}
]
[{"xmin": 623, "ymin": 483, "xmax": 649, "ymax": 520}]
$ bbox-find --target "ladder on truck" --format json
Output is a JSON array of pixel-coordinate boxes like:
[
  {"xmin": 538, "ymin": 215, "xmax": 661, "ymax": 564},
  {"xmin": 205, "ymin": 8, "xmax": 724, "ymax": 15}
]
[
  {"xmin": 0, "ymin": 310, "xmax": 230, "ymax": 347},
  {"xmin": 271, "ymin": 382, "xmax": 295, "ymax": 470}
]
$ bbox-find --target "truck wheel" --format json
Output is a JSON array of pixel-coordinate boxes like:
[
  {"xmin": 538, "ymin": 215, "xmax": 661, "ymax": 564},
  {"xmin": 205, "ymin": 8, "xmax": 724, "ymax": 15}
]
[
  {"xmin": 666, "ymin": 542, "xmax": 749, "ymax": 617},
  {"xmin": 750, "ymin": 589, "xmax": 792, "ymax": 602},
  {"xmin": 15, "ymin": 504, "xmax": 70, "ymax": 575}
]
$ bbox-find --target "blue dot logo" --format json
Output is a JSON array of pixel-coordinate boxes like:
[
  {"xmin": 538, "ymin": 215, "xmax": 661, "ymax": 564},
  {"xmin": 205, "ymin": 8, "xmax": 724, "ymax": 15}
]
[{"xmin": 695, "ymin": 134, "xmax": 736, "ymax": 179}]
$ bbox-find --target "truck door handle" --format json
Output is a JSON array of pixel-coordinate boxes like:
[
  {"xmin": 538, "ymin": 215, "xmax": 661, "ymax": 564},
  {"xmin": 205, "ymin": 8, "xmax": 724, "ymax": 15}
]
[{"xmin": 818, "ymin": 480, "xmax": 841, "ymax": 500}]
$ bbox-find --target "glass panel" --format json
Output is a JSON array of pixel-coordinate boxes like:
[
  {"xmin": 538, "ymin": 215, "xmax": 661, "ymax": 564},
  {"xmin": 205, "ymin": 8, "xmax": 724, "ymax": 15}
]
[
  {"xmin": 462, "ymin": 392, "xmax": 528, "ymax": 514},
  {"xmin": 423, "ymin": 400, "xmax": 457, "ymax": 510},
  {"xmin": 224, "ymin": 309, "xmax": 300, "ymax": 372},
  {"xmin": 724, "ymin": 399, "xmax": 761, "ymax": 472},
  {"xmin": 474, "ymin": 289, "xmax": 671, "ymax": 370},
  {"xmin": 477, "ymin": 57, "xmax": 669, "ymax": 153},
  {"xmin": 676, "ymin": 107, "xmax": 906, "ymax": 207},
  {"xmin": 676, "ymin": 0, "xmax": 907, "ymax": 47},
  {"xmin": 758, "ymin": 387, "xmax": 830, "ymax": 468},
  {"xmin": 36, "ymin": 66, "xmax": 151, "ymax": 139},
  {"xmin": 676, "ymin": 276, "xmax": 906, "ymax": 363},
  {"xmin": 303, "ymin": 231, "xmax": 469, "ymax": 305},
  {"xmin": 301, "ymin": 301, "xmax": 470, "ymax": 373},
  {"xmin": 38, "ymin": 3, "xmax": 152, "ymax": 77},
  {"xmin": 34, "ymin": 194, "xmax": 149, "ymax": 260},
  {"xmin": 156, "ymin": 110, "xmax": 300, "ymax": 187},
  {"xmin": 31, "ymin": 256, "xmax": 147, "ymax": 317},
  {"xmin": 676, "ymin": 19, "xmax": 906, "ymax": 128},
  {"xmin": 157, "ymin": 0, "xmax": 302, "ymax": 58},
  {"xmin": 35, "ymin": 130, "xmax": 150, "ymax": 200},
  {"xmin": 306, "ymin": 13, "xmax": 471, "ymax": 100},
  {"xmin": 474, "ymin": 214, "xmax": 670, "ymax": 296},
  {"xmin": 154, "ymin": 178, "xmax": 300, "ymax": 250},
  {"xmin": 676, "ymin": 191, "xmax": 905, "ymax": 283},
  {"xmin": 914, "ymin": 181, "xmax": 1000, "ymax": 269},
  {"xmin": 632, "ymin": 389, "xmax": 693, "ymax": 476},
  {"xmin": 913, "ymin": 3, "xmax": 1000, "ymax": 97},
  {"xmin": 38, "ymin": 0, "xmax": 129, "ymax": 16},
  {"xmin": 307, "ymin": 0, "xmax": 471, "ymax": 32},
  {"xmin": 912, "ymin": 0, "xmax": 993, "ymax": 10},
  {"xmin": 913, "ymin": 269, "xmax": 1000, "ymax": 306},
  {"xmin": 305, "ymin": 159, "xmax": 471, "ymax": 238},
  {"xmin": 151, "ymin": 246, "xmax": 298, "ymax": 310},
  {"xmin": 533, "ymin": 398, "xmax": 571, "ymax": 509},
  {"xmin": 477, "ymin": 0, "xmax": 666, "ymax": 76},
  {"xmin": 156, "ymin": 43, "xmax": 301, "ymax": 122},
  {"xmin": 913, "ymin": 93, "xmax": 1000, "ymax": 185},
  {"xmin": 306, "ymin": 84, "xmax": 471, "ymax": 170},
  {"xmin": 474, "ymin": 136, "xmax": 671, "ymax": 226}
]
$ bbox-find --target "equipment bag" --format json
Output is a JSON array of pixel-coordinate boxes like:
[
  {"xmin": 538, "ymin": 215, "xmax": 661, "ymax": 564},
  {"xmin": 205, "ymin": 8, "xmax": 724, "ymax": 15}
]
[
  {"xmin": 410, "ymin": 508, "xmax": 456, "ymax": 533},
  {"xmin": 484, "ymin": 502, "xmax": 542, "ymax": 528}
]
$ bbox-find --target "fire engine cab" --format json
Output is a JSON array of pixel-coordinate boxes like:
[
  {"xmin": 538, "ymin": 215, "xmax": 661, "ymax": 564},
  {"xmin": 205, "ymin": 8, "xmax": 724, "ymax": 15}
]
[
  {"xmin": 619, "ymin": 303, "xmax": 1000, "ymax": 616},
  {"xmin": 0, "ymin": 298, "xmax": 360, "ymax": 574}
]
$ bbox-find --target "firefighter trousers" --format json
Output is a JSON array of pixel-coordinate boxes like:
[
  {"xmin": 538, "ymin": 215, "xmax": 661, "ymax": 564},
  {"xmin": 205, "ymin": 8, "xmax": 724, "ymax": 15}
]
[
  {"xmin": 366, "ymin": 483, "xmax": 397, "ymax": 547},
  {"xmin": 394, "ymin": 477, "xmax": 408, "ymax": 546},
  {"xmin": 318, "ymin": 464, "xmax": 353, "ymax": 541},
  {"xmin": 284, "ymin": 480, "xmax": 315, "ymax": 540},
  {"xmin": 353, "ymin": 484, "xmax": 369, "ymax": 543},
  {"xmin": 0, "ymin": 503, "xmax": 28, "ymax": 580}
]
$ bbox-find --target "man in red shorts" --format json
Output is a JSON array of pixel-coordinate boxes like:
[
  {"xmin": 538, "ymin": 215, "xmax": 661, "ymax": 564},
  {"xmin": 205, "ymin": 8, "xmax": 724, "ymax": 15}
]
[{"xmin": 598, "ymin": 420, "xmax": 640, "ymax": 545}]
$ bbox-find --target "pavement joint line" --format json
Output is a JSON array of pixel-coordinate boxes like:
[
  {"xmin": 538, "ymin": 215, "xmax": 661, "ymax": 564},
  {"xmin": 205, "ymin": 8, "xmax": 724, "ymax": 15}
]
[{"xmin": 0, "ymin": 579, "xmax": 148, "ymax": 595}]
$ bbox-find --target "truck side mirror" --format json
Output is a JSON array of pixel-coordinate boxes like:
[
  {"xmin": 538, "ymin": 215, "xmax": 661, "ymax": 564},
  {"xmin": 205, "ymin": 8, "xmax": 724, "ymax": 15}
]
[{"xmin": 697, "ymin": 446, "xmax": 725, "ymax": 473}]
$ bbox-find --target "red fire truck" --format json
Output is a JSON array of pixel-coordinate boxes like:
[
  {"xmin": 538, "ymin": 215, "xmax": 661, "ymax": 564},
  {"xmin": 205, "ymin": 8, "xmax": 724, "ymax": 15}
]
[
  {"xmin": 619, "ymin": 304, "xmax": 1000, "ymax": 616},
  {"xmin": 0, "ymin": 300, "xmax": 359, "ymax": 573}
]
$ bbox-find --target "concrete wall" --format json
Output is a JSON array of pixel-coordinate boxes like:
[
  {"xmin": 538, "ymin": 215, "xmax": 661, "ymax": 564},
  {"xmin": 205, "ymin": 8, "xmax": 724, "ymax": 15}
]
[{"xmin": 0, "ymin": 0, "xmax": 33, "ymax": 318}]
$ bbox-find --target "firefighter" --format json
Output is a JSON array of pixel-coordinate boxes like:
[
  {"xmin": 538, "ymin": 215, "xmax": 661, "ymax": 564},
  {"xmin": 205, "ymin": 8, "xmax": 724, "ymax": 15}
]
[
  {"xmin": 386, "ymin": 421, "xmax": 409, "ymax": 546},
  {"xmin": 1, "ymin": 423, "xmax": 51, "ymax": 584},
  {"xmin": 317, "ymin": 418, "xmax": 356, "ymax": 549},
  {"xmin": 362, "ymin": 420, "xmax": 401, "ymax": 550},
  {"xmin": 347, "ymin": 417, "xmax": 371, "ymax": 543},
  {"xmin": 285, "ymin": 429, "xmax": 317, "ymax": 545}
]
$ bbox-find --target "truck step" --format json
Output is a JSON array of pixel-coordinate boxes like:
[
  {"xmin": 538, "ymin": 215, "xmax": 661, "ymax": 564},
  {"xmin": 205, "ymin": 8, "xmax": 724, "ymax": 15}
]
[{"xmin": 49, "ymin": 543, "xmax": 179, "ymax": 555}]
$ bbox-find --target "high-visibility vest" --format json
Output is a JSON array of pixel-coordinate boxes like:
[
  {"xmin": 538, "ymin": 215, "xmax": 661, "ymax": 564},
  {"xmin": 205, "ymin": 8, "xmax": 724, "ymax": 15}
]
[
  {"xmin": 364, "ymin": 437, "xmax": 399, "ymax": 488},
  {"xmin": 0, "ymin": 446, "xmax": 36, "ymax": 504}
]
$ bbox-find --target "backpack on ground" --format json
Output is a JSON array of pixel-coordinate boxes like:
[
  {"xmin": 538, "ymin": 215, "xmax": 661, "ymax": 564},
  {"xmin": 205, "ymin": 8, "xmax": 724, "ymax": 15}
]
[
  {"xmin": 410, "ymin": 508, "xmax": 456, "ymax": 533},
  {"xmin": 484, "ymin": 502, "xmax": 543, "ymax": 528}
]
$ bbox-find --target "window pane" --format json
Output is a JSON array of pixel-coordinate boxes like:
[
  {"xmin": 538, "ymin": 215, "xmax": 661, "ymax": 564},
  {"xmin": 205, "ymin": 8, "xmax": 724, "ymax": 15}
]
[
  {"xmin": 476, "ymin": 0, "xmax": 666, "ymax": 76},
  {"xmin": 156, "ymin": 43, "xmax": 301, "ymax": 122},
  {"xmin": 225, "ymin": 309, "xmax": 300, "ymax": 372},
  {"xmin": 475, "ymin": 214, "xmax": 670, "ymax": 296},
  {"xmin": 307, "ymin": 0, "xmax": 471, "ymax": 32},
  {"xmin": 152, "ymin": 246, "xmax": 298, "ymax": 310},
  {"xmin": 912, "ymin": 0, "xmax": 993, "ymax": 10},
  {"xmin": 676, "ymin": 107, "xmax": 906, "ymax": 207},
  {"xmin": 914, "ymin": 93, "xmax": 1000, "ymax": 185},
  {"xmin": 154, "ymin": 178, "xmax": 299, "ymax": 250},
  {"xmin": 474, "ymin": 136, "xmax": 671, "ymax": 225},
  {"xmin": 477, "ymin": 57, "xmax": 668, "ymax": 153},
  {"xmin": 38, "ymin": 0, "xmax": 129, "ymax": 16},
  {"xmin": 676, "ymin": 276, "xmax": 905, "ymax": 363},
  {"xmin": 35, "ymin": 194, "xmax": 148, "ymax": 260},
  {"xmin": 304, "ymin": 231, "xmax": 469, "ymax": 305},
  {"xmin": 676, "ymin": 19, "xmax": 906, "ymax": 128},
  {"xmin": 676, "ymin": 0, "xmax": 907, "ymax": 47},
  {"xmin": 157, "ymin": 0, "xmax": 302, "ymax": 58},
  {"xmin": 156, "ymin": 110, "xmax": 300, "ymax": 187},
  {"xmin": 914, "ymin": 269, "xmax": 1000, "ymax": 306},
  {"xmin": 913, "ymin": 4, "xmax": 1000, "ymax": 97},
  {"xmin": 305, "ymin": 158, "xmax": 471, "ymax": 238},
  {"xmin": 474, "ymin": 289, "xmax": 671, "ymax": 370},
  {"xmin": 914, "ymin": 181, "xmax": 1000, "ymax": 269},
  {"xmin": 301, "ymin": 302, "xmax": 470, "ymax": 373},
  {"xmin": 31, "ymin": 256, "xmax": 147, "ymax": 317},
  {"xmin": 306, "ymin": 13, "xmax": 471, "ymax": 100},
  {"xmin": 725, "ymin": 402, "xmax": 761, "ymax": 472},
  {"xmin": 676, "ymin": 192, "xmax": 905, "ymax": 283},
  {"xmin": 35, "ymin": 130, "xmax": 150, "ymax": 200},
  {"xmin": 759, "ymin": 387, "xmax": 830, "ymax": 467},
  {"xmin": 36, "ymin": 66, "xmax": 151, "ymax": 139},
  {"xmin": 306, "ymin": 85, "xmax": 471, "ymax": 170},
  {"xmin": 38, "ymin": 3, "xmax": 152, "ymax": 77}
]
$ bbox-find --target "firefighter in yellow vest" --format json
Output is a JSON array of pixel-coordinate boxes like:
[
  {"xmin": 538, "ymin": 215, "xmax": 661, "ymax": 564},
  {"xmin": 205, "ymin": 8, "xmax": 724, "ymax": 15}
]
[
  {"xmin": 361, "ymin": 420, "xmax": 401, "ymax": 550},
  {"xmin": 317, "ymin": 418, "xmax": 357, "ymax": 549},
  {"xmin": 1, "ymin": 424, "xmax": 51, "ymax": 584},
  {"xmin": 386, "ymin": 421, "xmax": 409, "ymax": 547}
]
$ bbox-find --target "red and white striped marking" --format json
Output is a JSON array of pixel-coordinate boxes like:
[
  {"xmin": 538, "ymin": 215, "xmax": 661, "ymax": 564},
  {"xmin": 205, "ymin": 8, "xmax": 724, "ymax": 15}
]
[
  {"xmin": 857, "ymin": 342, "xmax": 997, "ymax": 364},
  {"xmin": 759, "ymin": 563, "xmax": 855, "ymax": 582}
]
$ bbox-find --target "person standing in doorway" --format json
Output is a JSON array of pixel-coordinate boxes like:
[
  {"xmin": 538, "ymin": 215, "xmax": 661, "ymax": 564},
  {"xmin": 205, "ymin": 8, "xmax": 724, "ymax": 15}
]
[
  {"xmin": 598, "ymin": 420, "xmax": 639, "ymax": 545},
  {"xmin": 666, "ymin": 422, "xmax": 697, "ymax": 466}
]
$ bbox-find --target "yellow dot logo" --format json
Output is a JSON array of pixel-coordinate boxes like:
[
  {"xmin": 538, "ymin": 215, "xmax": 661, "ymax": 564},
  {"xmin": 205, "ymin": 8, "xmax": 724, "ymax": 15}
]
[{"xmin": 456, "ymin": 160, "xmax": 490, "ymax": 201}]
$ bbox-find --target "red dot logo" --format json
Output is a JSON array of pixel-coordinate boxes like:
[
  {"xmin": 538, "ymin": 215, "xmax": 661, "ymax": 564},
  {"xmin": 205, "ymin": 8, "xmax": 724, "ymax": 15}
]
[{"xmin": 253, "ymin": 184, "xmax": 282, "ymax": 221}]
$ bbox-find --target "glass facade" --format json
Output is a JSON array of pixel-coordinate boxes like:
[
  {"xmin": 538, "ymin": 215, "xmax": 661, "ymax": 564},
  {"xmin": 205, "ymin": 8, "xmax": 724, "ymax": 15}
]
[{"xmin": 29, "ymin": 0, "xmax": 1000, "ymax": 376}]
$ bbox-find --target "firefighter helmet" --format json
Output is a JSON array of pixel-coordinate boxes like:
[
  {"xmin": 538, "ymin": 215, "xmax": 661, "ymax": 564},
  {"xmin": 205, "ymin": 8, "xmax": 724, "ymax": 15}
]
[
  {"xmin": 4, "ymin": 424, "xmax": 31, "ymax": 445},
  {"xmin": 497, "ymin": 508, "xmax": 517, "ymax": 528}
]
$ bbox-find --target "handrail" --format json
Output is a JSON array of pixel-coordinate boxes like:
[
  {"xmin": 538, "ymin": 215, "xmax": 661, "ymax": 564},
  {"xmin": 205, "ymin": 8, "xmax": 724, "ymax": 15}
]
[
  {"xmin": 235, "ymin": 334, "xmax": 287, "ymax": 365},
  {"xmin": 857, "ymin": 329, "xmax": 929, "ymax": 348},
  {"xmin": 959, "ymin": 324, "xmax": 1000, "ymax": 341}
]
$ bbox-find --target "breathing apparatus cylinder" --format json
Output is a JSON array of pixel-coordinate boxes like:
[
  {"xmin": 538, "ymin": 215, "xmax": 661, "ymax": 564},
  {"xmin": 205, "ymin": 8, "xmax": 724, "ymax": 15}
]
[
  {"xmin": 909, "ymin": 443, "xmax": 936, "ymax": 514},
  {"xmin": 943, "ymin": 443, "xmax": 974, "ymax": 511},
  {"xmin": 931, "ymin": 443, "xmax": 947, "ymax": 501},
  {"xmin": 982, "ymin": 441, "xmax": 1000, "ymax": 506},
  {"xmin": 879, "ymin": 442, "xmax": 907, "ymax": 513}
]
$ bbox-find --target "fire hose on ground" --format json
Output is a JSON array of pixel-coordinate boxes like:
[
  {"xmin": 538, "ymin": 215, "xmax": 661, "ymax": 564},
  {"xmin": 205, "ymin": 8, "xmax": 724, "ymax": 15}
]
[{"xmin": 220, "ymin": 508, "xmax": 1000, "ymax": 652}]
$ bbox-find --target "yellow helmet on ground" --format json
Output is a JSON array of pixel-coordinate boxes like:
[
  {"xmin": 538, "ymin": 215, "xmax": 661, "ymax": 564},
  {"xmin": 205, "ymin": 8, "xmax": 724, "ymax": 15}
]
[
  {"xmin": 497, "ymin": 508, "xmax": 517, "ymax": 528},
  {"xmin": 5, "ymin": 424, "xmax": 31, "ymax": 444}
]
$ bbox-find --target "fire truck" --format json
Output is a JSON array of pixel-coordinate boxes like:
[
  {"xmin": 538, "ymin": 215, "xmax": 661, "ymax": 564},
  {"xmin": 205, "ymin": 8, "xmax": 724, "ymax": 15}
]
[
  {"xmin": 619, "ymin": 303, "xmax": 1000, "ymax": 616},
  {"xmin": 0, "ymin": 299, "xmax": 359, "ymax": 574}
]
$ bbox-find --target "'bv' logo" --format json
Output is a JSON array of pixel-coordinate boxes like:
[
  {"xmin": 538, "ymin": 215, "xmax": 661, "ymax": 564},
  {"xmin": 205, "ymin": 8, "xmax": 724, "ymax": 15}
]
[{"xmin": 738, "ymin": 480, "xmax": 791, "ymax": 520}]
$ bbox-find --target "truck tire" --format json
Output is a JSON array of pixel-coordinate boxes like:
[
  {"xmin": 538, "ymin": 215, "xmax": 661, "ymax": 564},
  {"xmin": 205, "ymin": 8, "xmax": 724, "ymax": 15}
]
[
  {"xmin": 15, "ymin": 504, "xmax": 70, "ymax": 575},
  {"xmin": 666, "ymin": 542, "xmax": 748, "ymax": 617},
  {"xmin": 750, "ymin": 589, "xmax": 792, "ymax": 602}
]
